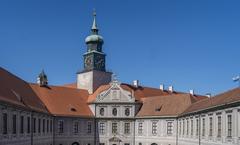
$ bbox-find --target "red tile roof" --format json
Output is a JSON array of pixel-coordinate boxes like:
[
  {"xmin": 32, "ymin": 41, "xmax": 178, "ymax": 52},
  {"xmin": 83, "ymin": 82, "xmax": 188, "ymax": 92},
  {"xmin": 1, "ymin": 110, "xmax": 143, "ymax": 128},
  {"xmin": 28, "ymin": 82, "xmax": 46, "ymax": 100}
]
[
  {"xmin": 0, "ymin": 67, "xmax": 48, "ymax": 113},
  {"xmin": 183, "ymin": 87, "xmax": 240, "ymax": 115},
  {"xmin": 30, "ymin": 83, "xmax": 93, "ymax": 117},
  {"xmin": 136, "ymin": 93, "xmax": 201, "ymax": 117}
]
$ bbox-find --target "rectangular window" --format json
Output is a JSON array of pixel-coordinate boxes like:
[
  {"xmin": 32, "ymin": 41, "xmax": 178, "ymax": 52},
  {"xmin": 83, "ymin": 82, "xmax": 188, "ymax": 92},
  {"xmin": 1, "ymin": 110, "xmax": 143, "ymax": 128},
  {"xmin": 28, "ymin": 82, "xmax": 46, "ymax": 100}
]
[
  {"xmin": 33, "ymin": 118, "xmax": 36, "ymax": 133},
  {"xmin": 152, "ymin": 122, "xmax": 157, "ymax": 135},
  {"xmin": 20, "ymin": 116, "xmax": 24, "ymax": 134},
  {"xmin": 179, "ymin": 121, "xmax": 182, "ymax": 135},
  {"xmin": 58, "ymin": 120, "xmax": 64, "ymax": 133},
  {"xmin": 183, "ymin": 120, "xmax": 185, "ymax": 135},
  {"xmin": 196, "ymin": 119, "xmax": 199, "ymax": 136},
  {"xmin": 217, "ymin": 116, "xmax": 221, "ymax": 137},
  {"xmin": 73, "ymin": 121, "xmax": 79, "ymax": 134},
  {"xmin": 138, "ymin": 122, "xmax": 143, "ymax": 134},
  {"xmin": 179, "ymin": 121, "xmax": 181, "ymax": 135},
  {"xmin": 99, "ymin": 122, "xmax": 105, "ymax": 134},
  {"xmin": 47, "ymin": 120, "xmax": 49, "ymax": 133},
  {"xmin": 167, "ymin": 122, "xmax": 173, "ymax": 135},
  {"xmin": 3, "ymin": 113, "xmax": 8, "ymax": 134},
  {"xmin": 191, "ymin": 120, "xmax": 193, "ymax": 136},
  {"xmin": 38, "ymin": 118, "xmax": 41, "ymax": 133},
  {"xmin": 124, "ymin": 122, "xmax": 130, "ymax": 134},
  {"xmin": 209, "ymin": 117, "xmax": 213, "ymax": 137},
  {"xmin": 12, "ymin": 114, "xmax": 17, "ymax": 134},
  {"xmin": 187, "ymin": 119, "xmax": 189, "ymax": 135},
  {"xmin": 202, "ymin": 118, "xmax": 205, "ymax": 137},
  {"xmin": 87, "ymin": 122, "xmax": 92, "ymax": 133},
  {"xmin": 50, "ymin": 120, "xmax": 53, "ymax": 132},
  {"xmin": 42, "ymin": 119, "xmax": 45, "ymax": 133},
  {"xmin": 27, "ymin": 116, "xmax": 30, "ymax": 134},
  {"xmin": 227, "ymin": 115, "xmax": 232, "ymax": 137},
  {"xmin": 112, "ymin": 122, "xmax": 117, "ymax": 134}
]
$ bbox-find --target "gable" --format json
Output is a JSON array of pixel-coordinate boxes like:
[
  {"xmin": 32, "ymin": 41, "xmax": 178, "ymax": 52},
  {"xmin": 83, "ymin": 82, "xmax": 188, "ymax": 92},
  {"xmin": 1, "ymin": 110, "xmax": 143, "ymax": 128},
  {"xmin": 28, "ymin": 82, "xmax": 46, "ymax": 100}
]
[{"xmin": 95, "ymin": 81, "xmax": 135, "ymax": 103}]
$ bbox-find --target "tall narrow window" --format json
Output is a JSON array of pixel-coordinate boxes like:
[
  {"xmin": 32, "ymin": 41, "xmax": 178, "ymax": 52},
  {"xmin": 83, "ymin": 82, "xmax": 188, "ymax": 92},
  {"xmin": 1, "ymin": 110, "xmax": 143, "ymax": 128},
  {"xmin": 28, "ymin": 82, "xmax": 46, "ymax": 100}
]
[
  {"xmin": 12, "ymin": 114, "xmax": 17, "ymax": 134},
  {"xmin": 202, "ymin": 118, "xmax": 205, "ymax": 137},
  {"xmin": 3, "ymin": 113, "xmax": 8, "ymax": 134},
  {"xmin": 38, "ymin": 118, "xmax": 41, "ymax": 133},
  {"xmin": 179, "ymin": 121, "xmax": 181, "ymax": 136},
  {"xmin": 152, "ymin": 122, "xmax": 157, "ymax": 135},
  {"xmin": 112, "ymin": 122, "xmax": 117, "ymax": 134},
  {"xmin": 209, "ymin": 117, "xmax": 213, "ymax": 137},
  {"xmin": 33, "ymin": 118, "xmax": 36, "ymax": 133},
  {"xmin": 99, "ymin": 122, "xmax": 105, "ymax": 134},
  {"xmin": 47, "ymin": 120, "xmax": 49, "ymax": 133},
  {"xmin": 191, "ymin": 120, "xmax": 193, "ymax": 136},
  {"xmin": 196, "ymin": 119, "xmax": 199, "ymax": 136},
  {"xmin": 227, "ymin": 115, "xmax": 232, "ymax": 137},
  {"xmin": 87, "ymin": 122, "xmax": 92, "ymax": 133},
  {"xmin": 20, "ymin": 116, "xmax": 24, "ymax": 134},
  {"xmin": 58, "ymin": 120, "xmax": 64, "ymax": 133},
  {"xmin": 124, "ymin": 122, "xmax": 130, "ymax": 134},
  {"xmin": 217, "ymin": 116, "xmax": 221, "ymax": 137},
  {"xmin": 138, "ymin": 122, "xmax": 143, "ymax": 134},
  {"xmin": 73, "ymin": 121, "xmax": 79, "ymax": 134},
  {"xmin": 187, "ymin": 119, "xmax": 189, "ymax": 135},
  {"xmin": 42, "ymin": 119, "xmax": 45, "ymax": 133},
  {"xmin": 183, "ymin": 120, "xmax": 185, "ymax": 135},
  {"xmin": 27, "ymin": 116, "xmax": 30, "ymax": 134},
  {"xmin": 50, "ymin": 120, "xmax": 53, "ymax": 133},
  {"xmin": 167, "ymin": 122, "xmax": 173, "ymax": 135}
]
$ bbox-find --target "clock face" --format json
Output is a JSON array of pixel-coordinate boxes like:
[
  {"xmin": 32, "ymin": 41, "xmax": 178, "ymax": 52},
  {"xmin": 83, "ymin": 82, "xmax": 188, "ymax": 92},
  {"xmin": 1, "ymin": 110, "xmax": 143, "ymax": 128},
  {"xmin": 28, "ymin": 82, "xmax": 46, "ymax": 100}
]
[
  {"xmin": 85, "ymin": 56, "xmax": 92, "ymax": 68},
  {"xmin": 95, "ymin": 55, "xmax": 105, "ymax": 69}
]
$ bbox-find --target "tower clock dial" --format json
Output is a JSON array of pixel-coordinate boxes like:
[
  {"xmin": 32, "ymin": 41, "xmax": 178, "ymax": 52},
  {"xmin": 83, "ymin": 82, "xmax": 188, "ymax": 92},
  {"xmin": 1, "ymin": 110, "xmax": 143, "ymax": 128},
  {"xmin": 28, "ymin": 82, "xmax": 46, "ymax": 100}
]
[{"xmin": 85, "ymin": 56, "xmax": 92, "ymax": 68}]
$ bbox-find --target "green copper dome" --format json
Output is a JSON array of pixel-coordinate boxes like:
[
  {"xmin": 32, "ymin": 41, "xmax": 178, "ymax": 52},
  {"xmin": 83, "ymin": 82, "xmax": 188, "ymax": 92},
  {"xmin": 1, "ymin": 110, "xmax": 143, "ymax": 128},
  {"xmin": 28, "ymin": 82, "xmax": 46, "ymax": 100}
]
[{"xmin": 85, "ymin": 34, "xmax": 104, "ymax": 43}]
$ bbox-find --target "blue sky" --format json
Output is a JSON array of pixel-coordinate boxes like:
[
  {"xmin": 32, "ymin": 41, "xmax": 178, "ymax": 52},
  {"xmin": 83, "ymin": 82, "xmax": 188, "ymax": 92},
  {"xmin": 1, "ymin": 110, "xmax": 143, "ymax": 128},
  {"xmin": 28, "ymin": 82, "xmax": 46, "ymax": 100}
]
[{"xmin": 0, "ymin": 0, "xmax": 240, "ymax": 95}]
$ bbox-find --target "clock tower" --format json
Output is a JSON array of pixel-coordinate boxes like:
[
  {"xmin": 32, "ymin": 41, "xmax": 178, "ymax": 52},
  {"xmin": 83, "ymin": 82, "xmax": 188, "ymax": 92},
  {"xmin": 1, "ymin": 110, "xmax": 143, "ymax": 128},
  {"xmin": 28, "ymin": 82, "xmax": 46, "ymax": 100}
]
[{"xmin": 77, "ymin": 11, "xmax": 112, "ymax": 94}]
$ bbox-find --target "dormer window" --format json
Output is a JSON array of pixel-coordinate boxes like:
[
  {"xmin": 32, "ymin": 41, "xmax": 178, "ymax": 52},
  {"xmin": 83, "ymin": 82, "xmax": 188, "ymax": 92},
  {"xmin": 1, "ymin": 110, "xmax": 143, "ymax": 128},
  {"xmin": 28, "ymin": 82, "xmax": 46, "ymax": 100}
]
[
  {"xmin": 100, "ymin": 108, "xmax": 104, "ymax": 116},
  {"xmin": 112, "ymin": 108, "xmax": 117, "ymax": 116},
  {"xmin": 125, "ymin": 108, "xmax": 130, "ymax": 116}
]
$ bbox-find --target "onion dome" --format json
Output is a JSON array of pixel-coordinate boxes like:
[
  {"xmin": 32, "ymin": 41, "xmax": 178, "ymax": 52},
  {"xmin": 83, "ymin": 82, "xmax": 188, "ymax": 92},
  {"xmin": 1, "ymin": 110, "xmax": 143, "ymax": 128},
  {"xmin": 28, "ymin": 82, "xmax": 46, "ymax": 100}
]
[{"xmin": 85, "ymin": 11, "xmax": 104, "ymax": 44}]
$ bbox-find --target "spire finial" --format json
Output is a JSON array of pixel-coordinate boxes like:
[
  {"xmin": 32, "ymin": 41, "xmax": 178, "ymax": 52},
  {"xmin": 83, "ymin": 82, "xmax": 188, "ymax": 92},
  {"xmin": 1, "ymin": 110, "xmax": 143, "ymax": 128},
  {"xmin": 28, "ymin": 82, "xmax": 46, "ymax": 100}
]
[{"xmin": 91, "ymin": 9, "xmax": 98, "ymax": 33}]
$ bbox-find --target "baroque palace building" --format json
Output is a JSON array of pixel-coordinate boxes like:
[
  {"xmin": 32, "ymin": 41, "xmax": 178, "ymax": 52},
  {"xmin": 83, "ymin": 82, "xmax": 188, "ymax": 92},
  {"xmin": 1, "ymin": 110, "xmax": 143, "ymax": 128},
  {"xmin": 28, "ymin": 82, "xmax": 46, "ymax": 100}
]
[{"xmin": 0, "ymin": 12, "xmax": 240, "ymax": 145}]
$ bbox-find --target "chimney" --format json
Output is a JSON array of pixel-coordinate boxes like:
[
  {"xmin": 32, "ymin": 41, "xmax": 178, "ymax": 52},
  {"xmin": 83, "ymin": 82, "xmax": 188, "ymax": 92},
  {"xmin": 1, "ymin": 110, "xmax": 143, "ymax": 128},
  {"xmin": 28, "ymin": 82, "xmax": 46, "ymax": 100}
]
[
  {"xmin": 133, "ymin": 80, "xmax": 139, "ymax": 87},
  {"xmin": 189, "ymin": 89, "xmax": 194, "ymax": 95},
  {"xmin": 168, "ymin": 86, "xmax": 173, "ymax": 92},
  {"xmin": 160, "ymin": 84, "xmax": 164, "ymax": 91}
]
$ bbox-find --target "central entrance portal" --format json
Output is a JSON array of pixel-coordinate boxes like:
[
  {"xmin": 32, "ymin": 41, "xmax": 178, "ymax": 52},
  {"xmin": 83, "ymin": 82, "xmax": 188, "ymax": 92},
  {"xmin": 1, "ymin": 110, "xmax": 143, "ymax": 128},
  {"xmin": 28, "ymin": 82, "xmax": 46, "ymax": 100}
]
[{"xmin": 109, "ymin": 137, "xmax": 122, "ymax": 145}]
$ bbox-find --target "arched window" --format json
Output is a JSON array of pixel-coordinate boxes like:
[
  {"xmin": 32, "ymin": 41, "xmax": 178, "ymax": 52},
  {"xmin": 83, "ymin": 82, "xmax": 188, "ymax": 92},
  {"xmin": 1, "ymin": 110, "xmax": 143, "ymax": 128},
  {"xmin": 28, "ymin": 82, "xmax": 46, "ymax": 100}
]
[
  {"xmin": 72, "ymin": 142, "xmax": 79, "ymax": 145},
  {"xmin": 151, "ymin": 143, "xmax": 157, "ymax": 145},
  {"xmin": 112, "ymin": 108, "xmax": 117, "ymax": 116},
  {"xmin": 125, "ymin": 108, "xmax": 130, "ymax": 116},
  {"xmin": 100, "ymin": 108, "xmax": 104, "ymax": 116}
]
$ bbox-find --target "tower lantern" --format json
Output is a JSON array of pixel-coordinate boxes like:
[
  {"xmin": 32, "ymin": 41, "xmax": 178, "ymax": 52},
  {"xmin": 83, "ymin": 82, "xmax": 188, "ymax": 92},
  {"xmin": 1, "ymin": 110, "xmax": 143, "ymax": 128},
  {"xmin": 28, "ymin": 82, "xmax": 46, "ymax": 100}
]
[{"xmin": 77, "ymin": 11, "xmax": 112, "ymax": 94}]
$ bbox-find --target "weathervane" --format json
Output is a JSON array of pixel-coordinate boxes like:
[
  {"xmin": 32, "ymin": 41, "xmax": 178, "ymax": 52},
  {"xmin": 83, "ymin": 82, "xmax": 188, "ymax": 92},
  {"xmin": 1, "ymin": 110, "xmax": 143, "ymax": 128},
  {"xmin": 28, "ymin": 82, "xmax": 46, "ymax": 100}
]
[{"xmin": 232, "ymin": 75, "xmax": 240, "ymax": 87}]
